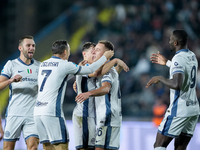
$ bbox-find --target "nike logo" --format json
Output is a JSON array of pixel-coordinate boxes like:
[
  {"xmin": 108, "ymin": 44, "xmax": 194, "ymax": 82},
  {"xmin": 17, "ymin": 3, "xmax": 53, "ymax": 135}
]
[
  {"xmin": 18, "ymin": 71, "xmax": 23, "ymax": 73},
  {"xmin": 96, "ymin": 140, "xmax": 101, "ymax": 143}
]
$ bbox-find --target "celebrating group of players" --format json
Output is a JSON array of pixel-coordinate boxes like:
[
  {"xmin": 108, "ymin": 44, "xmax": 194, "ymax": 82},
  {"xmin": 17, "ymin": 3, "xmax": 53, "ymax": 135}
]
[{"xmin": 0, "ymin": 29, "xmax": 199, "ymax": 150}]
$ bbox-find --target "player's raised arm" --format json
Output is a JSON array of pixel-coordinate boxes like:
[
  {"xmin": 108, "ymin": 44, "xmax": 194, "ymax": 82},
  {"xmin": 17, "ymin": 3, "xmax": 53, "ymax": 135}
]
[
  {"xmin": 89, "ymin": 58, "xmax": 129, "ymax": 77},
  {"xmin": 77, "ymin": 50, "xmax": 114, "ymax": 75},
  {"xmin": 151, "ymin": 51, "xmax": 169, "ymax": 65},
  {"xmin": 114, "ymin": 58, "xmax": 129, "ymax": 74}
]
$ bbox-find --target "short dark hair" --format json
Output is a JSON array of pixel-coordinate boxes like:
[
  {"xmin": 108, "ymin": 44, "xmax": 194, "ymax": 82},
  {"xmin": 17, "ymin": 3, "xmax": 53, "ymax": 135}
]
[
  {"xmin": 52, "ymin": 40, "xmax": 69, "ymax": 54},
  {"xmin": 98, "ymin": 40, "xmax": 114, "ymax": 51},
  {"xmin": 19, "ymin": 35, "xmax": 34, "ymax": 45},
  {"xmin": 173, "ymin": 30, "xmax": 188, "ymax": 46},
  {"xmin": 82, "ymin": 42, "xmax": 96, "ymax": 52}
]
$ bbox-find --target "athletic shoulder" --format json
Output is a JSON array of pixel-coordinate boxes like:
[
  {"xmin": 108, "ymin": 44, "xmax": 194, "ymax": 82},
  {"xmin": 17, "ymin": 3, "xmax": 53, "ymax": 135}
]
[
  {"xmin": 4, "ymin": 59, "xmax": 16, "ymax": 67},
  {"xmin": 33, "ymin": 59, "xmax": 41, "ymax": 66},
  {"xmin": 33, "ymin": 59, "xmax": 41, "ymax": 64}
]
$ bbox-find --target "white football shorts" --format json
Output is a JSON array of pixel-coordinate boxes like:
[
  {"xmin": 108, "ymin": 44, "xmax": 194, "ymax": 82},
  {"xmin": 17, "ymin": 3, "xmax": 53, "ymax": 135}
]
[
  {"xmin": 72, "ymin": 114, "xmax": 96, "ymax": 149},
  {"xmin": 34, "ymin": 116, "xmax": 69, "ymax": 144},
  {"xmin": 3, "ymin": 116, "xmax": 39, "ymax": 141},
  {"xmin": 158, "ymin": 114, "xmax": 199, "ymax": 137},
  {"xmin": 95, "ymin": 126, "xmax": 120, "ymax": 149}
]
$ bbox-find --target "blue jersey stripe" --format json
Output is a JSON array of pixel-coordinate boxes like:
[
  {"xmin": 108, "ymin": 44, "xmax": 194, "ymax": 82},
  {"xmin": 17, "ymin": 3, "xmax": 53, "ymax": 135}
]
[
  {"xmin": 25, "ymin": 134, "xmax": 39, "ymax": 141},
  {"xmin": 81, "ymin": 77, "xmax": 89, "ymax": 117},
  {"xmin": 161, "ymin": 116, "xmax": 173, "ymax": 136},
  {"xmin": 5, "ymin": 85, "xmax": 13, "ymax": 117},
  {"xmin": 59, "ymin": 117, "xmax": 68, "ymax": 143},
  {"xmin": 175, "ymin": 49, "xmax": 189, "ymax": 55},
  {"xmin": 75, "ymin": 66, "xmax": 82, "ymax": 75},
  {"xmin": 105, "ymin": 93, "xmax": 111, "ymax": 126},
  {"xmin": 82, "ymin": 117, "xmax": 89, "ymax": 148},
  {"xmin": 102, "ymin": 80, "xmax": 112, "ymax": 84},
  {"xmin": 172, "ymin": 71, "xmax": 184, "ymax": 75},
  {"xmin": 51, "ymin": 56, "xmax": 61, "ymax": 59},
  {"xmin": 17, "ymin": 57, "xmax": 34, "ymax": 66},
  {"xmin": 171, "ymin": 90, "xmax": 180, "ymax": 116},
  {"xmin": 118, "ymin": 79, "xmax": 121, "ymax": 99},
  {"xmin": 56, "ymin": 75, "xmax": 68, "ymax": 117},
  {"xmin": 3, "ymin": 138, "xmax": 20, "ymax": 141},
  {"xmin": 40, "ymin": 140, "xmax": 50, "ymax": 143},
  {"xmin": 105, "ymin": 126, "xmax": 112, "ymax": 149},
  {"xmin": 1, "ymin": 74, "xmax": 10, "ymax": 79}
]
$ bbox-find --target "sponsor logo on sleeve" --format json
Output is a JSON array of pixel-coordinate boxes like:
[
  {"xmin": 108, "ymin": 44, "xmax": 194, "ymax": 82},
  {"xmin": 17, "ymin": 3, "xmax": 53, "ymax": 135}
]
[{"xmin": 174, "ymin": 62, "xmax": 178, "ymax": 66}]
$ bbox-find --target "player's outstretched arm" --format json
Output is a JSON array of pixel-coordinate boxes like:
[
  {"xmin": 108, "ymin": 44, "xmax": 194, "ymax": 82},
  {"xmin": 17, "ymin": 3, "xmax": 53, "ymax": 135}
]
[
  {"xmin": 78, "ymin": 60, "xmax": 88, "ymax": 66},
  {"xmin": 98, "ymin": 58, "xmax": 129, "ymax": 75},
  {"xmin": 114, "ymin": 59, "xmax": 129, "ymax": 74},
  {"xmin": 146, "ymin": 73, "xmax": 183, "ymax": 90},
  {"xmin": 75, "ymin": 82, "xmax": 111, "ymax": 103},
  {"xmin": 89, "ymin": 58, "xmax": 129, "ymax": 77},
  {"xmin": 89, "ymin": 65, "xmax": 104, "ymax": 77},
  {"xmin": 150, "ymin": 51, "xmax": 168, "ymax": 66},
  {"xmin": 0, "ymin": 75, "xmax": 22, "ymax": 91},
  {"xmin": 77, "ymin": 51, "xmax": 114, "ymax": 75}
]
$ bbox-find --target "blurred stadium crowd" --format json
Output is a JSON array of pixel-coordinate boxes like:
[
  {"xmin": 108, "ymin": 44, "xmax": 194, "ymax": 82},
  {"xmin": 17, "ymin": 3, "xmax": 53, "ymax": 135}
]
[
  {"xmin": 63, "ymin": 0, "xmax": 200, "ymax": 120},
  {"xmin": 0, "ymin": 0, "xmax": 200, "ymax": 121}
]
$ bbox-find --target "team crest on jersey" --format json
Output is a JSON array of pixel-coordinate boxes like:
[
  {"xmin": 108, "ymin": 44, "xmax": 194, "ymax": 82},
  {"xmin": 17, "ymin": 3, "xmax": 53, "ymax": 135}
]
[{"xmin": 174, "ymin": 62, "xmax": 178, "ymax": 66}]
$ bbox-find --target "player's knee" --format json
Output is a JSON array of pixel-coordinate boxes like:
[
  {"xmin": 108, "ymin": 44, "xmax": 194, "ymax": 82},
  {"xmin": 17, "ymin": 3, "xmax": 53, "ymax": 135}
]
[
  {"xmin": 27, "ymin": 143, "xmax": 38, "ymax": 150},
  {"xmin": 154, "ymin": 147, "xmax": 166, "ymax": 150},
  {"xmin": 26, "ymin": 137, "xmax": 39, "ymax": 150},
  {"xmin": 53, "ymin": 142, "xmax": 69, "ymax": 150},
  {"xmin": 3, "ymin": 141, "xmax": 16, "ymax": 150},
  {"xmin": 154, "ymin": 142, "xmax": 166, "ymax": 149}
]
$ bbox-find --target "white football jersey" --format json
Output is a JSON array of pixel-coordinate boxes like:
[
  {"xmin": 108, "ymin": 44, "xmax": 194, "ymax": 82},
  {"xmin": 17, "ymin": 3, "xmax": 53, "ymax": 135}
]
[
  {"xmin": 95, "ymin": 67, "xmax": 122, "ymax": 127},
  {"xmin": 73, "ymin": 64, "xmax": 96, "ymax": 117},
  {"xmin": 34, "ymin": 55, "xmax": 107, "ymax": 117},
  {"xmin": 1, "ymin": 58, "xmax": 40, "ymax": 117},
  {"xmin": 167, "ymin": 49, "xmax": 200, "ymax": 117}
]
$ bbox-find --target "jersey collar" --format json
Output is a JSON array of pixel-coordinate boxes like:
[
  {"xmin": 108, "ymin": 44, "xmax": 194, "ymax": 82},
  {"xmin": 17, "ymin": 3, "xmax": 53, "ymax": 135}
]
[
  {"xmin": 175, "ymin": 49, "xmax": 189, "ymax": 55},
  {"xmin": 51, "ymin": 56, "xmax": 61, "ymax": 59},
  {"xmin": 17, "ymin": 57, "xmax": 34, "ymax": 66}
]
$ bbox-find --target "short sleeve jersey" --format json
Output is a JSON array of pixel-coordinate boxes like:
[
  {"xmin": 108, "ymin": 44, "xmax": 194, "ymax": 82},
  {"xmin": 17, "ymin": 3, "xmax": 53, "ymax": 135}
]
[
  {"xmin": 1, "ymin": 58, "xmax": 41, "ymax": 117},
  {"xmin": 73, "ymin": 64, "xmax": 96, "ymax": 118},
  {"xmin": 95, "ymin": 67, "xmax": 122, "ymax": 127},
  {"xmin": 34, "ymin": 56, "xmax": 81, "ymax": 117},
  {"xmin": 167, "ymin": 49, "xmax": 200, "ymax": 117}
]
